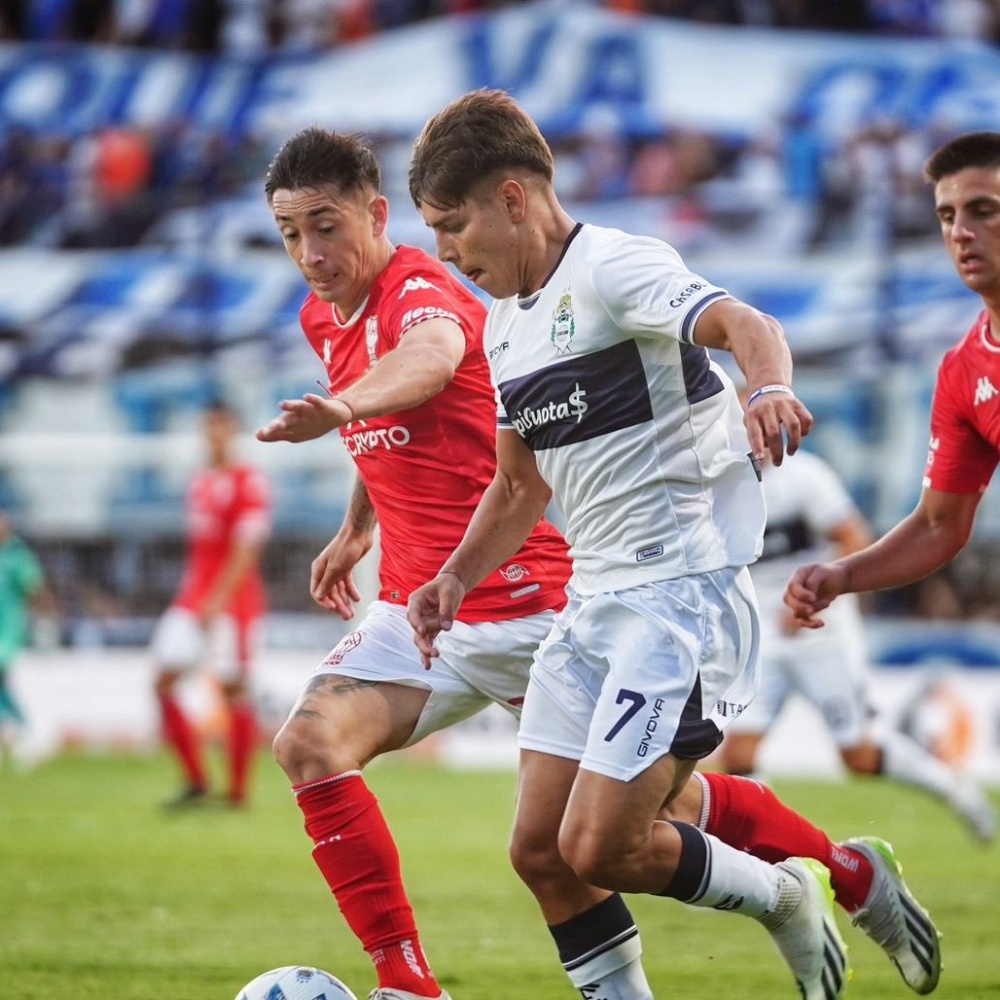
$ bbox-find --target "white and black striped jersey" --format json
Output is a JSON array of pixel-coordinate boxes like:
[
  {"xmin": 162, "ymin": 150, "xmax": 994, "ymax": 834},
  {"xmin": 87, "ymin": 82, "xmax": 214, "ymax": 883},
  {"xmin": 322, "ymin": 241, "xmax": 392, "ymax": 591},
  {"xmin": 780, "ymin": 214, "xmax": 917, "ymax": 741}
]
[{"xmin": 487, "ymin": 223, "xmax": 765, "ymax": 595}]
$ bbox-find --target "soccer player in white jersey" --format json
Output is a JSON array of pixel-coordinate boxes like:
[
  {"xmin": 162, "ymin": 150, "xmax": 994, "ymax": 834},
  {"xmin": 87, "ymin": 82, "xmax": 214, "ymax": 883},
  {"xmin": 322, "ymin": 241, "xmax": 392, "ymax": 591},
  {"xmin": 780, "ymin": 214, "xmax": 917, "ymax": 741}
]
[
  {"xmin": 722, "ymin": 445, "xmax": 997, "ymax": 842},
  {"xmin": 406, "ymin": 89, "xmax": 850, "ymax": 1000}
]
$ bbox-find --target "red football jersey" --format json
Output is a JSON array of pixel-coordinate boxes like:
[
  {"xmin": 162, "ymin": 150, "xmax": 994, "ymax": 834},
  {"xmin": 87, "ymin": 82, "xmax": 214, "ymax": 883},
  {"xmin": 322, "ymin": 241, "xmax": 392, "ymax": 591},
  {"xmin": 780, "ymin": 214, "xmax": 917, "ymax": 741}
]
[
  {"xmin": 300, "ymin": 245, "xmax": 570, "ymax": 622},
  {"xmin": 175, "ymin": 464, "xmax": 271, "ymax": 621},
  {"xmin": 923, "ymin": 311, "xmax": 1000, "ymax": 494}
]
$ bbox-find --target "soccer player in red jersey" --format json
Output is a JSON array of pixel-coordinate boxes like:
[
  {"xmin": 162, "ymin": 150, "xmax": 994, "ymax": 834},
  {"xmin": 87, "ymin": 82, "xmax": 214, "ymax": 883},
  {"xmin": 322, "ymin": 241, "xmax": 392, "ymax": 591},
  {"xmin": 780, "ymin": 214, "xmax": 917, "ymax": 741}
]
[
  {"xmin": 785, "ymin": 131, "xmax": 1000, "ymax": 660},
  {"xmin": 258, "ymin": 127, "xmax": 936, "ymax": 1000},
  {"xmin": 151, "ymin": 401, "xmax": 271, "ymax": 808}
]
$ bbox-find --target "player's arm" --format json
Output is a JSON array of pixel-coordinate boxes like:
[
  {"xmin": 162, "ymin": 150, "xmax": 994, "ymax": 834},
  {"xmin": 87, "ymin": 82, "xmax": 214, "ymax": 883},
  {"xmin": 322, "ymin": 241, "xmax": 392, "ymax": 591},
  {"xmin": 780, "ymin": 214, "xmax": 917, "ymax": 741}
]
[
  {"xmin": 311, "ymin": 477, "xmax": 378, "ymax": 619},
  {"xmin": 693, "ymin": 298, "xmax": 813, "ymax": 465},
  {"xmin": 784, "ymin": 487, "xmax": 981, "ymax": 626},
  {"xmin": 826, "ymin": 510, "xmax": 875, "ymax": 558},
  {"xmin": 407, "ymin": 429, "xmax": 552, "ymax": 664},
  {"xmin": 257, "ymin": 317, "xmax": 466, "ymax": 443},
  {"xmin": 199, "ymin": 534, "xmax": 267, "ymax": 623}
]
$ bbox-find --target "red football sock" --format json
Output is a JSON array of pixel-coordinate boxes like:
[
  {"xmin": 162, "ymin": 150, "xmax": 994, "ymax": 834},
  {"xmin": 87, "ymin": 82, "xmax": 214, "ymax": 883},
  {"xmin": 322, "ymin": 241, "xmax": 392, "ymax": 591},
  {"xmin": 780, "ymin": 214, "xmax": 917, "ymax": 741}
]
[
  {"xmin": 158, "ymin": 691, "xmax": 207, "ymax": 790},
  {"xmin": 295, "ymin": 772, "xmax": 441, "ymax": 997},
  {"xmin": 701, "ymin": 772, "xmax": 873, "ymax": 912},
  {"xmin": 226, "ymin": 701, "xmax": 256, "ymax": 804}
]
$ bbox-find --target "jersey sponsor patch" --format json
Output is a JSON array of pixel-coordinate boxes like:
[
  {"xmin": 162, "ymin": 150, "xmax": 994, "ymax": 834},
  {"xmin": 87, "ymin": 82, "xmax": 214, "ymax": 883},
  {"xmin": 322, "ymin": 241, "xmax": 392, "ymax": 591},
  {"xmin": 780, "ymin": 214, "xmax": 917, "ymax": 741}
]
[{"xmin": 498, "ymin": 340, "xmax": 654, "ymax": 451}]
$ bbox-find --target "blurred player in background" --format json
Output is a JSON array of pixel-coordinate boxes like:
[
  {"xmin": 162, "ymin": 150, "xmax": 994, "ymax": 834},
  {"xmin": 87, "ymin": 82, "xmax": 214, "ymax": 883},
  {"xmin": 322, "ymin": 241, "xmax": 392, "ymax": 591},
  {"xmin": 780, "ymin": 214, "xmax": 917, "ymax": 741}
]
[
  {"xmin": 257, "ymin": 125, "xmax": 940, "ymax": 1000},
  {"xmin": 724, "ymin": 435, "xmax": 997, "ymax": 841},
  {"xmin": 151, "ymin": 401, "xmax": 271, "ymax": 808},
  {"xmin": 406, "ymin": 88, "xmax": 858, "ymax": 1000},
  {"xmin": 0, "ymin": 510, "xmax": 55, "ymax": 766},
  {"xmin": 785, "ymin": 130, "xmax": 1000, "ymax": 832}
]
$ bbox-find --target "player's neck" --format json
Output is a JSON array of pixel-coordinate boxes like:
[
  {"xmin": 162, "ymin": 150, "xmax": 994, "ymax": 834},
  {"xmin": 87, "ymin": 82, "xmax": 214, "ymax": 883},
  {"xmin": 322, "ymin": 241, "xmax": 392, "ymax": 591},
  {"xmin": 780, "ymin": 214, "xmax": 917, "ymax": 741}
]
[{"xmin": 982, "ymin": 301, "xmax": 1000, "ymax": 347}]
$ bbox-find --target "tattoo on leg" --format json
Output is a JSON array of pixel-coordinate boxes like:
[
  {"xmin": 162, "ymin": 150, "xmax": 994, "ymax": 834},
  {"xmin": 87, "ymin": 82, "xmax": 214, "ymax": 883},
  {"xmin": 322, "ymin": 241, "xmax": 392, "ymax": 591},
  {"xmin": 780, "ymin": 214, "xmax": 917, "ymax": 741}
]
[{"xmin": 292, "ymin": 673, "xmax": 379, "ymax": 719}]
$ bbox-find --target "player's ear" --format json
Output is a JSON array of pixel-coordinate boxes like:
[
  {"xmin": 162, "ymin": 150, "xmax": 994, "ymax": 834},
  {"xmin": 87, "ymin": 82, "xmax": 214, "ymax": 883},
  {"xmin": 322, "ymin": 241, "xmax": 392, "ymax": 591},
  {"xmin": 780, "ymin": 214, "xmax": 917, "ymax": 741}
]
[
  {"xmin": 370, "ymin": 194, "xmax": 389, "ymax": 237},
  {"xmin": 498, "ymin": 178, "xmax": 527, "ymax": 223}
]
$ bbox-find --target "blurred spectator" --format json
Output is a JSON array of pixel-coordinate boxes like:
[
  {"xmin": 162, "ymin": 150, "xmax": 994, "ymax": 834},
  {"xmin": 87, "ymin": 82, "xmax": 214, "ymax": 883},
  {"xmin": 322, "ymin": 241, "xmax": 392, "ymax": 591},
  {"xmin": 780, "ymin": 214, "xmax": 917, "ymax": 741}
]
[
  {"xmin": 112, "ymin": 0, "xmax": 222, "ymax": 49},
  {"xmin": 0, "ymin": 510, "xmax": 56, "ymax": 768}
]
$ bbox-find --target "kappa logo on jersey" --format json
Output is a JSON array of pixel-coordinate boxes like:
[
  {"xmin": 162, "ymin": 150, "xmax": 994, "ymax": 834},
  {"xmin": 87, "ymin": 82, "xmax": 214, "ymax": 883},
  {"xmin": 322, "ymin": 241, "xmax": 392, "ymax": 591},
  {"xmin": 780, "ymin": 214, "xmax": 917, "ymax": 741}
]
[
  {"xmin": 322, "ymin": 338, "xmax": 332, "ymax": 366},
  {"xmin": 398, "ymin": 276, "xmax": 439, "ymax": 297},
  {"xmin": 551, "ymin": 291, "xmax": 576, "ymax": 355},
  {"xmin": 500, "ymin": 563, "xmax": 530, "ymax": 582},
  {"xmin": 511, "ymin": 382, "xmax": 588, "ymax": 437},
  {"xmin": 974, "ymin": 375, "xmax": 999, "ymax": 406},
  {"xmin": 323, "ymin": 630, "xmax": 362, "ymax": 666},
  {"xmin": 365, "ymin": 316, "xmax": 378, "ymax": 367},
  {"xmin": 342, "ymin": 422, "xmax": 412, "ymax": 455}
]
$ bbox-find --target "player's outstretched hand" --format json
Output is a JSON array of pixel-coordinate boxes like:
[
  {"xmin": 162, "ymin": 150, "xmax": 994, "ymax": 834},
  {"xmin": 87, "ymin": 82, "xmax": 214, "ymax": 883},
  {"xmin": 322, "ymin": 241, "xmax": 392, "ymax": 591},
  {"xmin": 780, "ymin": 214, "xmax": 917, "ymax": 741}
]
[
  {"xmin": 407, "ymin": 573, "xmax": 466, "ymax": 670},
  {"xmin": 256, "ymin": 394, "xmax": 352, "ymax": 443},
  {"xmin": 782, "ymin": 561, "xmax": 850, "ymax": 629},
  {"xmin": 744, "ymin": 392, "xmax": 814, "ymax": 466},
  {"xmin": 310, "ymin": 534, "xmax": 371, "ymax": 620}
]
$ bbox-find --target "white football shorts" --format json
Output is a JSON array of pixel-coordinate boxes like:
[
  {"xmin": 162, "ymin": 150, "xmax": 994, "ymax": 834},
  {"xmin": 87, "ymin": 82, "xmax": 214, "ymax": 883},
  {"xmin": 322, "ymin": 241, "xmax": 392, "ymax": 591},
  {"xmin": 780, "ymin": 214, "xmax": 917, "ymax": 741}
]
[
  {"xmin": 150, "ymin": 606, "xmax": 261, "ymax": 682},
  {"xmin": 519, "ymin": 567, "xmax": 761, "ymax": 782},
  {"xmin": 311, "ymin": 600, "xmax": 555, "ymax": 747},
  {"xmin": 725, "ymin": 595, "xmax": 872, "ymax": 746}
]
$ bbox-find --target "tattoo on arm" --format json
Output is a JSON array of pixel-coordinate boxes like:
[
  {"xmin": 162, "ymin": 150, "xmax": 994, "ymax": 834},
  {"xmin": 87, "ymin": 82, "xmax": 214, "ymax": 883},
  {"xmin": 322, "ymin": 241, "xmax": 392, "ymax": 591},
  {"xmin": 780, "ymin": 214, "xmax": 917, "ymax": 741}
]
[{"xmin": 347, "ymin": 479, "xmax": 377, "ymax": 535}]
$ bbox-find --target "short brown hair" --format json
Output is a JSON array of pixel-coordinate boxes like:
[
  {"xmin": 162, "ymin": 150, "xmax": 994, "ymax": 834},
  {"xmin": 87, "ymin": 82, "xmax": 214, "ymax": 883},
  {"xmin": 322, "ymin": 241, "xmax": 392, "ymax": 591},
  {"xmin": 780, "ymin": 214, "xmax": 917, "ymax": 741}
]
[
  {"xmin": 265, "ymin": 127, "xmax": 381, "ymax": 202},
  {"xmin": 924, "ymin": 131, "xmax": 1000, "ymax": 183},
  {"xmin": 408, "ymin": 88, "xmax": 554, "ymax": 209}
]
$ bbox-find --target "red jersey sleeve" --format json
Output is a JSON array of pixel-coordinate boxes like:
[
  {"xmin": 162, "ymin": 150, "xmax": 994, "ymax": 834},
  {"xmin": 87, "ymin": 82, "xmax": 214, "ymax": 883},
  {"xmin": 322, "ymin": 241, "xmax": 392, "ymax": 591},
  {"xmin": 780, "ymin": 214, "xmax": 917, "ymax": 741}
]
[{"xmin": 923, "ymin": 346, "xmax": 999, "ymax": 494}]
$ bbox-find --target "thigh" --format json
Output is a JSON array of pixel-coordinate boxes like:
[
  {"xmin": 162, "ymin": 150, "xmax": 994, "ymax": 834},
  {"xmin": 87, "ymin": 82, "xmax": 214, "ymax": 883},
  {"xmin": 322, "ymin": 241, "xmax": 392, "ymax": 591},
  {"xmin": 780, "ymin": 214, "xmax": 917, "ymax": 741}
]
[
  {"xmin": 309, "ymin": 602, "xmax": 493, "ymax": 747},
  {"xmin": 567, "ymin": 753, "xmax": 696, "ymax": 846},
  {"xmin": 513, "ymin": 747, "xmax": 580, "ymax": 847},
  {"xmin": 150, "ymin": 607, "xmax": 204, "ymax": 671},
  {"xmin": 205, "ymin": 615, "xmax": 263, "ymax": 684},
  {"xmin": 581, "ymin": 570, "xmax": 759, "ymax": 781},
  {"xmin": 436, "ymin": 609, "xmax": 554, "ymax": 718},
  {"xmin": 788, "ymin": 611, "xmax": 871, "ymax": 746}
]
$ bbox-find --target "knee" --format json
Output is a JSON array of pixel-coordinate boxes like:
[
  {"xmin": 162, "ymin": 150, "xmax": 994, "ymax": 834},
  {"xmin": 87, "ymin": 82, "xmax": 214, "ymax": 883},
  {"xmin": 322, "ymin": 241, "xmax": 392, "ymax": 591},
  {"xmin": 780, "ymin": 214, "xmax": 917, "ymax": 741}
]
[
  {"xmin": 154, "ymin": 671, "xmax": 179, "ymax": 699},
  {"xmin": 509, "ymin": 824, "xmax": 565, "ymax": 889},
  {"xmin": 558, "ymin": 821, "xmax": 624, "ymax": 889},
  {"xmin": 840, "ymin": 743, "xmax": 880, "ymax": 775},
  {"xmin": 272, "ymin": 716, "xmax": 346, "ymax": 784}
]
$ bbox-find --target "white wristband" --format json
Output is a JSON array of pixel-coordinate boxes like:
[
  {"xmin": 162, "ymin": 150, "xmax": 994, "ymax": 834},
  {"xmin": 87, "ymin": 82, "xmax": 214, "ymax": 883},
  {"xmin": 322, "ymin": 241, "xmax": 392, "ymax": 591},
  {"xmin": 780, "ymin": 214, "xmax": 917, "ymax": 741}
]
[{"xmin": 746, "ymin": 384, "xmax": 794, "ymax": 407}]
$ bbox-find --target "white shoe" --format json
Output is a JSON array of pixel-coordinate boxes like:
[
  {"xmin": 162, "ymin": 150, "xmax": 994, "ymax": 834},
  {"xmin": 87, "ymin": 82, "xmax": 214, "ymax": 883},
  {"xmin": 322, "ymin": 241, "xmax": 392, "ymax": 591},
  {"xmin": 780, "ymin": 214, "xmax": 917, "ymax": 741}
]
[
  {"xmin": 765, "ymin": 858, "xmax": 849, "ymax": 1000},
  {"xmin": 367, "ymin": 990, "xmax": 452, "ymax": 1000},
  {"xmin": 844, "ymin": 836, "xmax": 942, "ymax": 994},
  {"xmin": 948, "ymin": 775, "xmax": 997, "ymax": 843}
]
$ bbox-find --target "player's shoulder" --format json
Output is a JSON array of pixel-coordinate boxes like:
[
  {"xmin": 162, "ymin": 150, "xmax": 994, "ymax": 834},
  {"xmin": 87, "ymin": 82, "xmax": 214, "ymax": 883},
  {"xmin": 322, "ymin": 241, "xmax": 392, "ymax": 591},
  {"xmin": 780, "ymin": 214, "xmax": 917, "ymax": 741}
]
[
  {"xmin": 380, "ymin": 245, "xmax": 462, "ymax": 297},
  {"xmin": 578, "ymin": 222, "xmax": 680, "ymax": 260},
  {"xmin": 577, "ymin": 224, "xmax": 686, "ymax": 292},
  {"xmin": 940, "ymin": 311, "xmax": 988, "ymax": 370},
  {"xmin": 231, "ymin": 463, "xmax": 271, "ymax": 494}
]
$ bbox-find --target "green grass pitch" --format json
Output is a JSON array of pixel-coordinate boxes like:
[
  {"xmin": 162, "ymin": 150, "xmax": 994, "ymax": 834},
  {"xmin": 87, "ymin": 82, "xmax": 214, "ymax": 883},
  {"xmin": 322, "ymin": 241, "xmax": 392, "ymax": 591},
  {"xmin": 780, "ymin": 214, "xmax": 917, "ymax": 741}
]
[{"xmin": 1, "ymin": 751, "xmax": 998, "ymax": 999}]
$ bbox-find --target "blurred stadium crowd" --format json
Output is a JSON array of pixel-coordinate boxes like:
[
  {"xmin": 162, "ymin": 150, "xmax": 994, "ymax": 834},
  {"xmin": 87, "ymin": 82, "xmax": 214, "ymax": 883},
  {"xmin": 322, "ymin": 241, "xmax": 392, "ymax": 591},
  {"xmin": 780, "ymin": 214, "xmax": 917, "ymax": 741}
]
[
  {"xmin": 1, "ymin": 0, "xmax": 999, "ymax": 645},
  {"xmin": 1, "ymin": 0, "xmax": 998, "ymax": 48}
]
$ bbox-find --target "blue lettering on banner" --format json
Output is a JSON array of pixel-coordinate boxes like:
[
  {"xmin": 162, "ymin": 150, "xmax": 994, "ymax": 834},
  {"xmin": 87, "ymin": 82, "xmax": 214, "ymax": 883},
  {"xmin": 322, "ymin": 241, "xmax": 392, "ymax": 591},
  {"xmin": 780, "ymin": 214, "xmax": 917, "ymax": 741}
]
[
  {"xmin": 463, "ymin": 18, "xmax": 557, "ymax": 93},
  {"xmin": 461, "ymin": 19, "xmax": 650, "ymax": 133},
  {"xmin": 790, "ymin": 52, "xmax": 1000, "ymax": 131}
]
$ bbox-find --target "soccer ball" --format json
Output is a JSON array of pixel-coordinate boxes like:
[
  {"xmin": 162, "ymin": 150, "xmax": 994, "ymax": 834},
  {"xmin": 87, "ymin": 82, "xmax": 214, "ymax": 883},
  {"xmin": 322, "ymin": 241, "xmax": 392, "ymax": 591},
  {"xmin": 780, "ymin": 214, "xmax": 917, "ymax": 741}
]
[{"xmin": 234, "ymin": 965, "xmax": 358, "ymax": 1000}]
